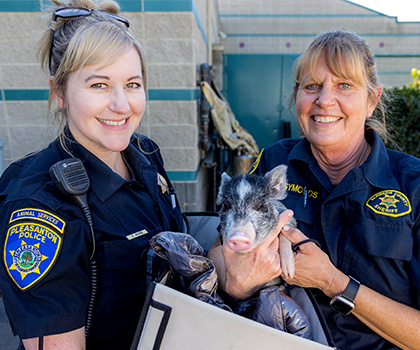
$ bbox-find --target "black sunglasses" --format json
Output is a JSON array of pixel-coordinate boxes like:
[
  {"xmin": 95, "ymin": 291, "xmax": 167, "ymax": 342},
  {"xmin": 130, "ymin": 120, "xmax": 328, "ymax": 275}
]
[{"xmin": 49, "ymin": 7, "xmax": 130, "ymax": 74}]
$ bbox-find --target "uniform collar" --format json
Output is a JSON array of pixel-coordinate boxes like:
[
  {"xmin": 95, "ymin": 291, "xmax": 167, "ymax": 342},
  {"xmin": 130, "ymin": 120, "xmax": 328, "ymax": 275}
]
[
  {"xmin": 361, "ymin": 130, "xmax": 401, "ymax": 190},
  {"xmin": 287, "ymin": 137, "xmax": 315, "ymax": 165},
  {"xmin": 287, "ymin": 130, "xmax": 400, "ymax": 191},
  {"xmin": 60, "ymin": 134, "xmax": 154, "ymax": 202},
  {"xmin": 287, "ymin": 138, "xmax": 334, "ymax": 191}
]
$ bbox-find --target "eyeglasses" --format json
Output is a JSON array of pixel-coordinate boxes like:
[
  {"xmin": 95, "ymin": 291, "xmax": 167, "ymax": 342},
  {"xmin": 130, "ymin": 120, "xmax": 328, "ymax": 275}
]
[{"xmin": 49, "ymin": 7, "xmax": 130, "ymax": 74}]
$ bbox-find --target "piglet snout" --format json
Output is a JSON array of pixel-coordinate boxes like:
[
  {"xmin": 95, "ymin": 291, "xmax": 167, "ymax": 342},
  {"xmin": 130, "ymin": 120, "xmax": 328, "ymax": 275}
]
[{"xmin": 227, "ymin": 231, "xmax": 256, "ymax": 252}]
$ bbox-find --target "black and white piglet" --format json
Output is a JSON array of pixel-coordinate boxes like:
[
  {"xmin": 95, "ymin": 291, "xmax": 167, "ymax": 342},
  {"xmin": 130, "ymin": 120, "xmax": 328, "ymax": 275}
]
[{"xmin": 216, "ymin": 164, "xmax": 296, "ymax": 279}]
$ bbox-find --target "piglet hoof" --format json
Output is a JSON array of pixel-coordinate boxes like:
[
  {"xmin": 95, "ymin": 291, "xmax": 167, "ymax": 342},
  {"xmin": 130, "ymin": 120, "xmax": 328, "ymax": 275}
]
[{"xmin": 279, "ymin": 234, "xmax": 295, "ymax": 279}]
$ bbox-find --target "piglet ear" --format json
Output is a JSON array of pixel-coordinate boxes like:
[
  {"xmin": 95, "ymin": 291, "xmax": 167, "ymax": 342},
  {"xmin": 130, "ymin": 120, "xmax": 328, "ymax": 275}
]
[
  {"xmin": 216, "ymin": 172, "xmax": 231, "ymax": 205},
  {"xmin": 265, "ymin": 165, "xmax": 288, "ymax": 200}
]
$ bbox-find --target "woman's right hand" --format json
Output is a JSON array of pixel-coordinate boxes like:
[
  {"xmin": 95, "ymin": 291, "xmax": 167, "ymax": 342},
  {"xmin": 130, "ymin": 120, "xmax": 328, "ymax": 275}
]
[
  {"xmin": 209, "ymin": 210, "xmax": 294, "ymax": 299},
  {"xmin": 22, "ymin": 327, "xmax": 85, "ymax": 350}
]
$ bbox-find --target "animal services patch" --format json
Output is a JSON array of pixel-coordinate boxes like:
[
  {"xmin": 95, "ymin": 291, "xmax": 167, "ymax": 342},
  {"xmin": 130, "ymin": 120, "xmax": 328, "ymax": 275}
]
[
  {"xmin": 366, "ymin": 190, "xmax": 411, "ymax": 218},
  {"xmin": 3, "ymin": 208, "xmax": 66, "ymax": 291}
]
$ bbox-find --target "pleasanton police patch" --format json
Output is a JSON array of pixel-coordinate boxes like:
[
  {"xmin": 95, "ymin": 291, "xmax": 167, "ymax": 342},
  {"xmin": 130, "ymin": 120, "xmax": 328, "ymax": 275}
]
[
  {"xmin": 3, "ymin": 209, "xmax": 65, "ymax": 290},
  {"xmin": 9, "ymin": 208, "xmax": 65, "ymax": 233},
  {"xmin": 366, "ymin": 190, "xmax": 411, "ymax": 217}
]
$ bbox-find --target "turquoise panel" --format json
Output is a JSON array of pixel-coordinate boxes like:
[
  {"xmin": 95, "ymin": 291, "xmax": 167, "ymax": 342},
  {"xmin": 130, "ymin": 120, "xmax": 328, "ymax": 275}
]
[
  {"xmin": 1, "ymin": 89, "xmax": 198, "ymax": 101},
  {"xmin": 219, "ymin": 14, "xmax": 382, "ymax": 19},
  {"xmin": 118, "ymin": 0, "xmax": 142, "ymax": 11},
  {"xmin": 167, "ymin": 169, "xmax": 198, "ymax": 182},
  {"xmin": 0, "ymin": 0, "xmax": 40, "ymax": 11},
  {"xmin": 147, "ymin": 88, "xmax": 199, "ymax": 100},
  {"xmin": 224, "ymin": 54, "xmax": 300, "ymax": 150},
  {"xmin": 4, "ymin": 89, "xmax": 49, "ymax": 101},
  {"xmin": 226, "ymin": 33, "xmax": 420, "ymax": 39},
  {"xmin": 279, "ymin": 55, "xmax": 299, "ymax": 138},
  {"xmin": 144, "ymin": 0, "xmax": 193, "ymax": 11},
  {"xmin": 0, "ymin": 0, "xmax": 194, "ymax": 12},
  {"xmin": 167, "ymin": 160, "xmax": 201, "ymax": 182}
]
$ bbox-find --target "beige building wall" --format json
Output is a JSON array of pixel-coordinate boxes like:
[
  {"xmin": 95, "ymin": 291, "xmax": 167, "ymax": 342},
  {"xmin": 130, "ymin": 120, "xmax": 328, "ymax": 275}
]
[
  {"xmin": 0, "ymin": 11, "xmax": 54, "ymax": 167},
  {"xmin": 217, "ymin": 0, "xmax": 420, "ymax": 88}
]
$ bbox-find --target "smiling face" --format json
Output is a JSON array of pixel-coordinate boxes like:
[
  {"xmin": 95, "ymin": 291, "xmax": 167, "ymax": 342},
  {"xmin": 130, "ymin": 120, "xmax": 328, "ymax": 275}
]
[
  {"xmin": 58, "ymin": 47, "xmax": 145, "ymax": 160},
  {"xmin": 295, "ymin": 55, "xmax": 380, "ymax": 154}
]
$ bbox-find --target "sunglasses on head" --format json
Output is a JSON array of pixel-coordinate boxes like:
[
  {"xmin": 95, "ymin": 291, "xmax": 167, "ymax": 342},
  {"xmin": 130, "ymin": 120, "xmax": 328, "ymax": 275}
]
[{"xmin": 49, "ymin": 7, "xmax": 130, "ymax": 74}]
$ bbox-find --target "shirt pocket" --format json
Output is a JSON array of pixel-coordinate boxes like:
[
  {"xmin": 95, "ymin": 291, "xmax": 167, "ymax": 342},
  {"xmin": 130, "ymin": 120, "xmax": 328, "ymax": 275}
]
[
  {"xmin": 99, "ymin": 240, "xmax": 149, "ymax": 313},
  {"xmin": 169, "ymin": 206, "xmax": 184, "ymax": 231},
  {"xmin": 104, "ymin": 240, "xmax": 142, "ymax": 270},
  {"xmin": 351, "ymin": 215, "xmax": 413, "ymax": 261},
  {"xmin": 285, "ymin": 192, "xmax": 319, "ymax": 228}
]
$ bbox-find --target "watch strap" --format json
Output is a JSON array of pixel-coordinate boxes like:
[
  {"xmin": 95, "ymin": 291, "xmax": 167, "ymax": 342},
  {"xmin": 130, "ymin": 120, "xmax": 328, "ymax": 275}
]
[{"xmin": 342, "ymin": 276, "xmax": 360, "ymax": 302}]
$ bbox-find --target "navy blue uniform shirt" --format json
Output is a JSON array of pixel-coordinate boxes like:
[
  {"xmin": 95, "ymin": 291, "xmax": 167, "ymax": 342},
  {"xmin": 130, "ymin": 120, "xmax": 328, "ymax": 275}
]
[
  {"xmin": 0, "ymin": 133, "xmax": 184, "ymax": 349},
  {"xmin": 251, "ymin": 130, "xmax": 420, "ymax": 350}
]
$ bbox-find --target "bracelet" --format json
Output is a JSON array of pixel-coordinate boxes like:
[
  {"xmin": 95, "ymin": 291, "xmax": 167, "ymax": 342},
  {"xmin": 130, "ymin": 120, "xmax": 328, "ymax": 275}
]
[{"xmin": 292, "ymin": 238, "xmax": 321, "ymax": 253}]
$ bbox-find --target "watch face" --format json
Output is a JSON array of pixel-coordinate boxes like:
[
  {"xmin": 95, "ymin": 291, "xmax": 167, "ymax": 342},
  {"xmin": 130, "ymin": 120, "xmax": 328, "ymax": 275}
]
[{"xmin": 330, "ymin": 296, "xmax": 354, "ymax": 315}]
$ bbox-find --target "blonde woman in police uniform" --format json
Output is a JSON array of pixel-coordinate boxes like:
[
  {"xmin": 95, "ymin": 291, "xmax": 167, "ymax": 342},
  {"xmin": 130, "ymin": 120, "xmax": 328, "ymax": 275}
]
[{"xmin": 0, "ymin": 1, "xmax": 183, "ymax": 349}]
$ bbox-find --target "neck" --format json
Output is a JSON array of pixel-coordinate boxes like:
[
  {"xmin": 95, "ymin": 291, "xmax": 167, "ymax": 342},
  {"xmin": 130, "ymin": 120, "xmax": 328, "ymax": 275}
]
[
  {"xmin": 311, "ymin": 139, "xmax": 371, "ymax": 185},
  {"xmin": 102, "ymin": 152, "xmax": 131, "ymax": 181}
]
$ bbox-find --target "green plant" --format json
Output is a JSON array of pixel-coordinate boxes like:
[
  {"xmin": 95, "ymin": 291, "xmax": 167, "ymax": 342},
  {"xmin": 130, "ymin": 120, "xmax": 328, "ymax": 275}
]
[
  {"xmin": 411, "ymin": 68, "xmax": 420, "ymax": 86},
  {"xmin": 385, "ymin": 69, "xmax": 420, "ymax": 158}
]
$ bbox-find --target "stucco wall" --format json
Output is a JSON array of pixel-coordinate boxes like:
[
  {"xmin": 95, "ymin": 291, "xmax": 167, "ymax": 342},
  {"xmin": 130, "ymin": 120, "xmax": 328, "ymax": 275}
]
[{"xmin": 218, "ymin": 0, "xmax": 420, "ymax": 88}]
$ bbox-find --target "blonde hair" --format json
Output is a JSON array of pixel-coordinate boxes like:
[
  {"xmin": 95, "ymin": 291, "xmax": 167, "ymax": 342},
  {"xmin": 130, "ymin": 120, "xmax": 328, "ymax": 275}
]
[
  {"xmin": 291, "ymin": 30, "xmax": 390, "ymax": 143},
  {"xmin": 38, "ymin": 0, "xmax": 147, "ymax": 141}
]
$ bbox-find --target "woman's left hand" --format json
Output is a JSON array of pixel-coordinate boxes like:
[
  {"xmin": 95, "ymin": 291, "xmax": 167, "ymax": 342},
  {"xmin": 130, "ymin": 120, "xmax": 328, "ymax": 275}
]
[{"xmin": 280, "ymin": 225, "xmax": 348, "ymax": 297}]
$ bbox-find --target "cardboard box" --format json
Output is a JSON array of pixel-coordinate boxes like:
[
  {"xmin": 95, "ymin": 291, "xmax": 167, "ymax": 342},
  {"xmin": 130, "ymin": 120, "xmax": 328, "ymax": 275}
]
[{"xmin": 131, "ymin": 281, "xmax": 335, "ymax": 350}]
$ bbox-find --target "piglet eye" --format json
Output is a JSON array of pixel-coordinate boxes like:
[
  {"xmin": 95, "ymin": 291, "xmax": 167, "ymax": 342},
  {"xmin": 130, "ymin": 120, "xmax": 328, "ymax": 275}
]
[
  {"xmin": 221, "ymin": 200, "xmax": 231, "ymax": 212},
  {"xmin": 254, "ymin": 202, "xmax": 265, "ymax": 212}
]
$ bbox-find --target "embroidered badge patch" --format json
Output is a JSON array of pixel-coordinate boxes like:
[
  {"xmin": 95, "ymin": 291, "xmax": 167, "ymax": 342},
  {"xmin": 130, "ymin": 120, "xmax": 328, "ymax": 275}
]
[
  {"xmin": 157, "ymin": 174, "xmax": 169, "ymax": 194},
  {"xmin": 248, "ymin": 149, "xmax": 264, "ymax": 175},
  {"xmin": 3, "ymin": 209, "xmax": 65, "ymax": 291},
  {"xmin": 366, "ymin": 190, "xmax": 411, "ymax": 217}
]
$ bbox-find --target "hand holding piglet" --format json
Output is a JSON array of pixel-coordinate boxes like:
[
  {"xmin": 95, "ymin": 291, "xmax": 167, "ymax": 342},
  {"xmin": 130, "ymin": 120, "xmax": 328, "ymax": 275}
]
[
  {"xmin": 211, "ymin": 165, "xmax": 296, "ymax": 299},
  {"xmin": 280, "ymin": 225, "xmax": 349, "ymax": 298},
  {"xmin": 219, "ymin": 210, "xmax": 294, "ymax": 299}
]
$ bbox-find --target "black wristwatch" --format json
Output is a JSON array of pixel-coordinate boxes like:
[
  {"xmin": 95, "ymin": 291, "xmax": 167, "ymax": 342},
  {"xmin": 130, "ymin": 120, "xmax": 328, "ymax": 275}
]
[{"xmin": 330, "ymin": 276, "xmax": 360, "ymax": 315}]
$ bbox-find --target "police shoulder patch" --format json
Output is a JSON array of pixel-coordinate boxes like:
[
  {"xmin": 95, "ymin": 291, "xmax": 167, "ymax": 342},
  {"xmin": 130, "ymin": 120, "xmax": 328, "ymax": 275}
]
[
  {"xmin": 3, "ymin": 208, "xmax": 66, "ymax": 291},
  {"xmin": 366, "ymin": 190, "xmax": 411, "ymax": 218},
  {"xmin": 248, "ymin": 149, "xmax": 264, "ymax": 175}
]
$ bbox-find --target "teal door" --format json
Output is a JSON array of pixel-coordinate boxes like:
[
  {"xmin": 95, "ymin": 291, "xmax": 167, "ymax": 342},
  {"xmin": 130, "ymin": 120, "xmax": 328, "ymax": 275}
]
[{"xmin": 224, "ymin": 54, "xmax": 300, "ymax": 150}]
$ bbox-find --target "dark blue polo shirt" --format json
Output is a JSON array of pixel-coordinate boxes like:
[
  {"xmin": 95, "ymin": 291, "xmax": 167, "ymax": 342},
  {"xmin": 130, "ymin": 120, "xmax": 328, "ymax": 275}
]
[
  {"xmin": 251, "ymin": 130, "xmax": 420, "ymax": 350},
  {"xmin": 0, "ymin": 134, "xmax": 183, "ymax": 349}
]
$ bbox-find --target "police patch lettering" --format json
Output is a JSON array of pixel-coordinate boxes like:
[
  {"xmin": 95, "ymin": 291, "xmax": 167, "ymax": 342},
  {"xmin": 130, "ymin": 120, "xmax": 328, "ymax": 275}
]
[
  {"xmin": 366, "ymin": 190, "xmax": 411, "ymax": 217},
  {"xmin": 3, "ymin": 208, "xmax": 66, "ymax": 290}
]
